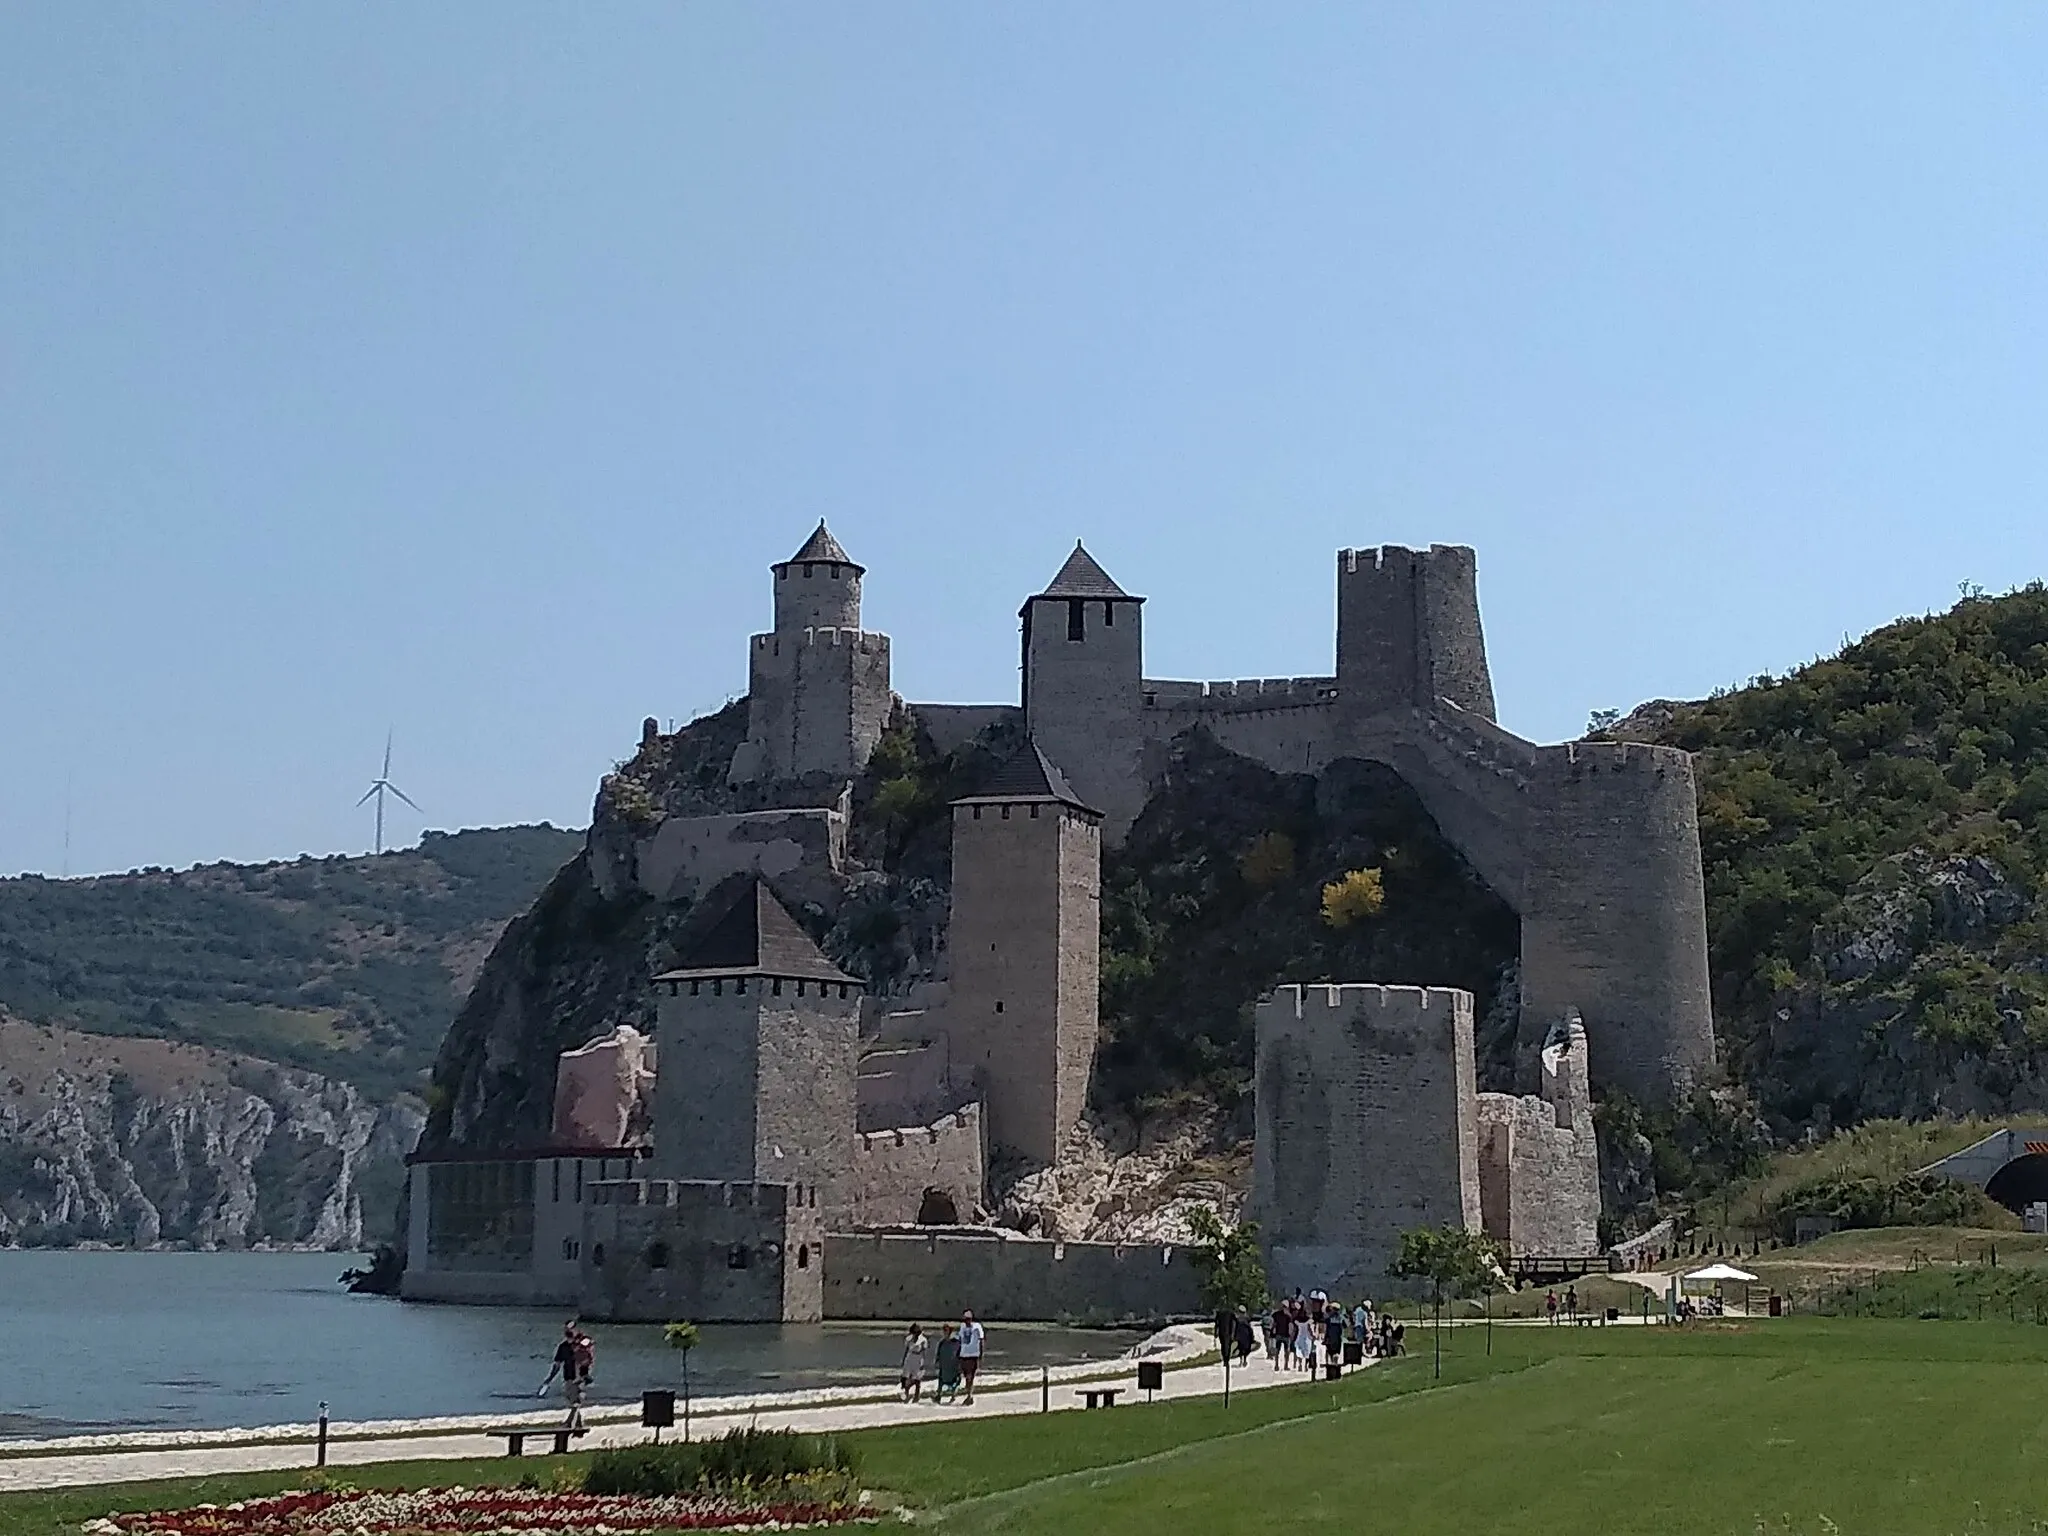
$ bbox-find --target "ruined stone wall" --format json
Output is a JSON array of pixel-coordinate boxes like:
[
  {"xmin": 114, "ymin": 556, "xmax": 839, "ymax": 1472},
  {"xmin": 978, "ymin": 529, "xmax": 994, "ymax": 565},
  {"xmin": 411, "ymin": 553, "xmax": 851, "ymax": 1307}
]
[
  {"xmin": 943, "ymin": 800, "xmax": 1099, "ymax": 1166},
  {"xmin": 633, "ymin": 808, "xmax": 844, "ymax": 907},
  {"xmin": 578, "ymin": 1179, "xmax": 824, "ymax": 1323},
  {"xmin": 1251, "ymin": 984, "xmax": 1481, "ymax": 1297},
  {"xmin": 1021, "ymin": 595, "xmax": 1146, "ymax": 838},
  {"xmin": 857, "ymin": 1039, "xmax": 962, "ymax": 1131},
  {"xmin": 822, "ymin": 1229, "xmax": 1201, "ymax": 1323},
  {"xmin": 1474, "ymin": 1014, "xmax": 1600, "ymax": 1254},
  {"xmin": 844, "ymin": 1105, "xmax": 986, "ymax": 1227},
  {"xmin": 650, "ymin": 978, "xmax": 860, "ymax": 1216},
  {"xmin": 911, "ymin": 703, "xmax": 1022, "ymax": 756}
]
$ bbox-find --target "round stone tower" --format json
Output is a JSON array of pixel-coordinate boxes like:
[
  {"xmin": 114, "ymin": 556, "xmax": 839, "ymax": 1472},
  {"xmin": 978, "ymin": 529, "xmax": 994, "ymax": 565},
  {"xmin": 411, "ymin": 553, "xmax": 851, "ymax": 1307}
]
[{"xmin": 773, "ymin": 522, "xmax": 864, "ymax": 631}]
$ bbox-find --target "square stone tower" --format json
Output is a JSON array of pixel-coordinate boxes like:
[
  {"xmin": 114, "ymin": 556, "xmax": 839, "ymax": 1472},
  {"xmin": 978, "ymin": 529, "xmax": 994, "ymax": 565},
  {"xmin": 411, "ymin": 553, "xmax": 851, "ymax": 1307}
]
[
  {"xmin": 650, "ymin": 875, "xmax": 860, "ymax": 1216},
  {"xmin": 1251, "ymin": 983, "xmax": 1482, "ymax": 1297},
  {"xmin": 944, "ymin": 742, "xmax": 1102, "ymax": 1167},
  {"xmin": 1019, "ymin": 543, "xmax": 1146, "ymax": 841}
]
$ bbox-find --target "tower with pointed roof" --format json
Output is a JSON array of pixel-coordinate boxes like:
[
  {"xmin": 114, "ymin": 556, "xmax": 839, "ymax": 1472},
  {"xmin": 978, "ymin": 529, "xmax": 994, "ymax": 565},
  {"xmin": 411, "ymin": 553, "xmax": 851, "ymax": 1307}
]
[
  {"xmin": 943, "ymin": 741, "xmax": 1102, "ymax": 1167},
  {"xmin": 1018, "ymin": 541, "xmax": 1146, "ymax": 840},
  {"xmin": 650, "ymin": 874, "xmax": 861, "ymax": 1212},
  {"xmin": 729, "ymin": 522, "xmax": 895, "ymax": 784}
]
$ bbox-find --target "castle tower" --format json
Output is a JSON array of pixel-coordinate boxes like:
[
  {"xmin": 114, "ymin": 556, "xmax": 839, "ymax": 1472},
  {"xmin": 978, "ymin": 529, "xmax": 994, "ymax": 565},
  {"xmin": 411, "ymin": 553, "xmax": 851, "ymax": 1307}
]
[
  {"xmin": 944, "ymin": 742, "xmax": 1102, "ymax": 1167},
  {"xmin": 1019, "ymin": 542, "xmax": 1146, "ymax": 840},
  {"xmin": 1335, "ymin": 543, "xmax": 1496, "ymax": 721},
  {"xmin": 729, "ymin": 523, "xmax": 895, "ymax": 783},
  {"xmin": 650, "ymin": 875, "xmax": 860, "ymax": 1215},
  {"xmin": 1475, "ymin": 1010, "xmax": 1601, "ymax": 1255},
  {"xmin": 1251, "ymin": 983, "xmax": 1482, "ymax": 1297}
]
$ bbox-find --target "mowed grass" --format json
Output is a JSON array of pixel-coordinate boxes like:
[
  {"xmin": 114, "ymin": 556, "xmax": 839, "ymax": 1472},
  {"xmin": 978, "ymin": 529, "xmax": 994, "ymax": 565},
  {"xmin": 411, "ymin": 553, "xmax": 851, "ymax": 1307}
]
[
  {"xmin": 8, "ymin": 1321, "xmax": 2048, "ymax": 1536},
  {"xmin": 923, "ymin": 1321, "xmax": 2048, "ymax": 1535}
]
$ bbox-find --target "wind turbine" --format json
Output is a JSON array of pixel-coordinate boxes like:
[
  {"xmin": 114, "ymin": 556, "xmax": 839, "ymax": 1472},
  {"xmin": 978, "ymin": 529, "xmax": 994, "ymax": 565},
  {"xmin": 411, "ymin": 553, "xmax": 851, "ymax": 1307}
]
[{"xmin": 357, "ymin": 732, "xmax": 421, "ymax": 855}]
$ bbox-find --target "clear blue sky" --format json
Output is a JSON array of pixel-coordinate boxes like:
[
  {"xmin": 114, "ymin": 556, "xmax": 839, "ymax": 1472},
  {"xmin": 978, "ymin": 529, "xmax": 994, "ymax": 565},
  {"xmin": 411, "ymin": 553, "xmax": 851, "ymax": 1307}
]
[{"xmin": 4, "ymin": 6, "xmax": 2045, "ymax": 877}]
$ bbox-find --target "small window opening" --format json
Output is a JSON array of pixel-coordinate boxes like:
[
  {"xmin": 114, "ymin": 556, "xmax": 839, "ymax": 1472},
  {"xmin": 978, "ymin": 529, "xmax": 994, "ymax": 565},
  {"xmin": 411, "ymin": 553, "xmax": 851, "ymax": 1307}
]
[
  {"xmin": 1067, "ymin": 598, "xmax": 1085, "ymax": 641},
  {"xmin": 773, "ymin": 977, "xmax": 783, "ymax": 995},
  {"xmin": 797, "ymin": 1243, "xmax": 811, "ymax": 1269},
  {"xmin": 804, "ymin": 563, "xmax": 815, "ymax": 577},
  {"xmin": 995, "ymin": 1000, "xmax": 1004, "ymax": 1014},
  {"xmin": 592, "ymin": 1242, "xmax": 607, "ymax": 1268},
  {"xmin": 562, "ymin": 1237, "xmax": 580, "ymax": 1261},
  {"xmin": 727, "ymin": 1243, "xmax": 751, "ymax": 1270},
  {"xmin": 1103, "ymin": 601, "xmax": 1114, "ymax": 625},
  {"xmin": 646, "ymin": 1241, "xmax": 671, "ymax": 1270}
]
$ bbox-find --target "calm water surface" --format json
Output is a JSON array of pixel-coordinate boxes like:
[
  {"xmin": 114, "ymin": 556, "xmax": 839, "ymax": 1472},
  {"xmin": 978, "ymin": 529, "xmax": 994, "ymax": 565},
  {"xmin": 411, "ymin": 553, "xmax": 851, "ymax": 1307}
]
[{"xmin": 0, "ymin": 1252, "xmax": 1141, "ymax": 1436}]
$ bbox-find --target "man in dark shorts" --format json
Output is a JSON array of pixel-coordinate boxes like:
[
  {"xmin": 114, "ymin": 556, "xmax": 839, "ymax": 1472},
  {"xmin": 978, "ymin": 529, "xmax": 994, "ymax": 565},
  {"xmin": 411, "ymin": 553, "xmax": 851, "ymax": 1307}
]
[
  {"xmin": 956, "ymin": 1310, "xmax": 984, "ymax": 1404},
  {"xmin": 540, "ymin": 1320, "xmax": 587, "ymax": 1432}
]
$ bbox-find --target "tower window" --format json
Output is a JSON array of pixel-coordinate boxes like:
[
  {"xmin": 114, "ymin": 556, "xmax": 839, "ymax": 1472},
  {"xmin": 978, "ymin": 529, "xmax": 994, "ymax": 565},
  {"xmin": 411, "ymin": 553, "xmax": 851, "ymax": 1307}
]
[
  {"xmin": 1067, "ymin": 599, "xmax": 1085, "ymax": 641},
  {"xmin": 773, "ymin": 978, "xmax": 783, "ymax": 995},
  {"xmin": 646, "ymin": 1241, "xmax": 670, "ymax": 1270},
  {"xmin": 1030, "ymin": 805, "xmax": 1040, "ymax": 818},
  {"xmin": 1103, "ymin": 601, "xmax": 1114, "ymax": 625},
  {"xmin": 830, "ymin": 563, "xmax": 841, "ymax": 577},
  {"xmin": 728, "ymin": 1243, "xmax": 751, "ymax": 1270},
  {"xmin": 995, "ymin": 1000, "xmax": 1004, "ymax": 1014},
  {"xmin": 804, "ymin": 563, "xmax": 815, "ymax": 577},
  {"xmin": 797, "ymin": 1243, "xmax": 810, "ymax": 1269}
]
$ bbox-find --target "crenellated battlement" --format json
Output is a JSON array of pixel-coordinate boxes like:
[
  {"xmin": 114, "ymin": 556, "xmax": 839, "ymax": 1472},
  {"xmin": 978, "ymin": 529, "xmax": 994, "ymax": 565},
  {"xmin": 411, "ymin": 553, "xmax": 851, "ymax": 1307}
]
[
  {"xmin": 748, "ymin": 628, "xmax": 890, "ymax": 654},
  {"xmin": 588, "ymin": 1178, "xmax": 815, "ymax": 1212},
  {"xmin": 1143, "ymin": 676, "xmax": 1339, "ymax": 711},
  {"xmin": 1532, "ymin": 737, "xmax": 1693, "ymax": 783},
  {"xmin": 1258, "ymin": 982, "xmax": 1473, "ymax": 1019},
  {"xmin": 854, "ymin": 1103, "xmax": 981, "ymax": 1153},
  {"xmin": 1337, "ymin": 541, "xmax": 1479, "ymax": 576}
]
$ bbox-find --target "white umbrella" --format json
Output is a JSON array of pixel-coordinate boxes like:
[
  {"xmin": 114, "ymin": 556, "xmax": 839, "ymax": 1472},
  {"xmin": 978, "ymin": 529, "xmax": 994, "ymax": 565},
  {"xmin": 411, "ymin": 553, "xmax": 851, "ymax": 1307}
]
[{"xmin": 1683, "ymin": 1262, "xmax": 1758, "ymax": 1283}]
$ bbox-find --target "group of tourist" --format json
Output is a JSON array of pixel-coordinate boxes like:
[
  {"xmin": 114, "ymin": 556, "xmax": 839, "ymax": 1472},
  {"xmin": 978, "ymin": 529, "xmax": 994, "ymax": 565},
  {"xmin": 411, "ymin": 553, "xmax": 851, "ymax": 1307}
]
[
  {"xmin": 1213, "ymin": 1290, "xmax": 1405, "ymax": 1376},
  {"xmin": 897, "ymin": 1310, "xmax": 985, "ymax": 1405}
]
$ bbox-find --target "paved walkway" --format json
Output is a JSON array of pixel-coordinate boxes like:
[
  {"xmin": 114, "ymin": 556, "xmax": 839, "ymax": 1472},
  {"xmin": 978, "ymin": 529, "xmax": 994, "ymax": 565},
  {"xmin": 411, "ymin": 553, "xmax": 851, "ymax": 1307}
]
[{"xmin": 0, "ymin": 1327, "xmax": 1345, "ymax": 1494}]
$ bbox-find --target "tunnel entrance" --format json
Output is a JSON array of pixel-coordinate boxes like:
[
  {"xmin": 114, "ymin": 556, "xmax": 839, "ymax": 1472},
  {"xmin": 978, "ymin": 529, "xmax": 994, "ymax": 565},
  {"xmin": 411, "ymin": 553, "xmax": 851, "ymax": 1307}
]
[{"xmin": 1984, "ymin": 1153, "xmax": 2048, "ymax": 1214}]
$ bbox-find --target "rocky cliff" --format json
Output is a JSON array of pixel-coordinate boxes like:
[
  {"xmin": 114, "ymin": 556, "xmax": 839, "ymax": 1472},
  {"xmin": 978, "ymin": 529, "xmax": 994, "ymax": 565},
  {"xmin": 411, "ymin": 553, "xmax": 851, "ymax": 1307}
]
[{"xmin": 0, "ymin": 1012, "xmax": 422, "ymax": 1249}]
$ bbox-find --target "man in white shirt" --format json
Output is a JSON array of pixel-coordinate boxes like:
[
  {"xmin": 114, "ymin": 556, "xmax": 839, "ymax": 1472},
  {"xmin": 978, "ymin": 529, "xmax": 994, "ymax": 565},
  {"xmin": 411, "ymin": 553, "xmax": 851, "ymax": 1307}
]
[{"xmin": 957, "ymin": 1310, "xmax": 985, "ymax": 1404}]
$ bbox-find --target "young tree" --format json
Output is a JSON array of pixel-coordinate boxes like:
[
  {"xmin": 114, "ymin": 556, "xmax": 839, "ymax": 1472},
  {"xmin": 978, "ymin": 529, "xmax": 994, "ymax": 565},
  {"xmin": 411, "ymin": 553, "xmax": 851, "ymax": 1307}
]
[
  {"xmin": 1389, "ymin": 1225, "xmax": 1502, "ymax": 1378},
  {"xmin": 663, "ymin": 1320, "xmax": 701, "ymax": 1440},
  {"xmin": 1186, "ymin": 1207, "xmax": 1269, "ymax": 1315}
]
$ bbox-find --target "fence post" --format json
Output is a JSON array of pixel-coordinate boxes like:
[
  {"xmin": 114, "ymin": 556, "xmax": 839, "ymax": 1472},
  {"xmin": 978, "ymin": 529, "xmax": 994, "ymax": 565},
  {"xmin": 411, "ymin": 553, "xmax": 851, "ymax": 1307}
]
[
  {"xmin": 316, "ymin": 1402, "xmax": 329, "ymax": 1469},
  {"xmin": 1041, "ymin": 1365, "xmax": 1049, "ymax": 1414}
]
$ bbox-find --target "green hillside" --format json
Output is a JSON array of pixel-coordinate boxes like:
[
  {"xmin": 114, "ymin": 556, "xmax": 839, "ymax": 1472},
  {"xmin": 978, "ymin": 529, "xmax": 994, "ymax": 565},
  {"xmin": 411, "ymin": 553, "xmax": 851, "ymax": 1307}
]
[
  {"xmin": 1610, "ymin": 582, "xmax": 2048, "ymax": 1132},
  {"xmin": 0, "ymin": 825, "xmax": 581, "ymax": 1099}
]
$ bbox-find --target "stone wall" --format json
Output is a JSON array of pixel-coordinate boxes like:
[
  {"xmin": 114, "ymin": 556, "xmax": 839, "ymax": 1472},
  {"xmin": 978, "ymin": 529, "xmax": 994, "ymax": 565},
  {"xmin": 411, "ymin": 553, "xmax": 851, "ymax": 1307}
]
[
  {"xmin": 822, "ymin": 1229, "xmax": 1201, "ymax": 1323},
  {"xmin": 1336, "ymin": 543, "xmax": 1496, "ymax": 720},
  {"xmin": 578, "ymin": 1178, "xmax": 825, "ymax": 1323},
  {"xmin": 944, "ymin": 799, "xmax": 1100, "ymax": 1165},
  {"xmin": 911, "ymin": 703, "xmax": 1022, "ymax": 756},
  {"xmin": 1251, "ymin": 984, "xmax": 1481, "ymax": 1297},
  {"xmin": 856, "ymin": 1039, "xmax": 958, "ymax": 1131},
  {"xmin": 732, "ymin": 628, "xmax": 894, "ymax": 783},
  {"xmin": 844, "ymin": 1105, "xmax": 986, "ymax": 1227},
  {"xmin": 634, "ymin": 808, "xmax": 845, "ymax": 908}
]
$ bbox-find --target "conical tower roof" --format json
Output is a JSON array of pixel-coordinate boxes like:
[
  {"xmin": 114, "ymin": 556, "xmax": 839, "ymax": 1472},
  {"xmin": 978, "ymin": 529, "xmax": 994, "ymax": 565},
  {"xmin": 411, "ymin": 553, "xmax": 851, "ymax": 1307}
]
[
  {"xmin": 952, "ymin": 739, "xmax": 1098, "ymax": 816},
  {"xmin": 1032, "ymin": 541, "xmax": 1138, "ymax": 602},
  {"xmin": 655, "ymin": 875, "xmax": 856, "ymax": 984},
  {"xmin": 777, "ymin": 520, "xmax": 862, "ymax": 572}
]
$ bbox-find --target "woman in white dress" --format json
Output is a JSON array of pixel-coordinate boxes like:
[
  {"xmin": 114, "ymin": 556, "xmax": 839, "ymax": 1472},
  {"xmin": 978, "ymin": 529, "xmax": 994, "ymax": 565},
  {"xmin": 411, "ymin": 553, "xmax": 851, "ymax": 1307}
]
[{"xmin": 899, "ymin": 1323, "xmax": 929, "ymax": 1402}]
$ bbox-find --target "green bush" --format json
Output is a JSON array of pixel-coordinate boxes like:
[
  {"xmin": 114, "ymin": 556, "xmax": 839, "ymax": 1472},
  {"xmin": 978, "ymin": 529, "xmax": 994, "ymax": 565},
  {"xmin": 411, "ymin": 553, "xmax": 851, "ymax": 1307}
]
[
  {"xmin": 584, "ymin": 1427, "xmax": 859, "ymax": 1495},
  {"xmin": 1767, "ymin": 1172, "xmax": 2006, "ymax": 1240}
]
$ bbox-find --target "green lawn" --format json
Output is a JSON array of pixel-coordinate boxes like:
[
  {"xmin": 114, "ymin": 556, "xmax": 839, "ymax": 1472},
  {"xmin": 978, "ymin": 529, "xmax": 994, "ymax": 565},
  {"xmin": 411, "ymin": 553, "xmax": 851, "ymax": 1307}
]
[{"xmin": 9, "ymin": 1321, "xmax": 2048, "ymax": 1536}]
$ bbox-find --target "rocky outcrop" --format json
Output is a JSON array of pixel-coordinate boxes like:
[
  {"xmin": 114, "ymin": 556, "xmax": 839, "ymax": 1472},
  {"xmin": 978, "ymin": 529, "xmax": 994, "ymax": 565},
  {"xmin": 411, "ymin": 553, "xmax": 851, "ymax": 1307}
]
[
  {"xmin": 995, "ymin": 1107, "xmax": 1250, "ymax": 1245},
  {"xmin": 0, "ymin": 1014, "xmax": 422, "ymax": 1248}
]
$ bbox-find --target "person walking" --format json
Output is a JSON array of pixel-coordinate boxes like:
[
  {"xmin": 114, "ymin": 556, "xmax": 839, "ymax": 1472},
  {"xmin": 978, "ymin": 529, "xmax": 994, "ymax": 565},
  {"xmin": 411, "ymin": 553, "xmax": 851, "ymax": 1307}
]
[
  {"xmin": 957, "ymin": 1310, "xmax": 985, "ymax": 1404},
  {"xmin": 1269, "ymin": 1303, "xmax": 1290, "ymax": 1369},
  {"xmin": 1323, "ymin": 1306, "xmax": 1344, "ymax": 1371},
  {"xmin": 899, "ymin": 1323, "xmax": 929, "ymax": 1403},
  {"xmin": 1545, "ymin": 1289, "xmax": 1559, "ymax": 1326},
  {"xmin": 540, "ymin": 1320, "xmax": 588, "ymax": 1434},
  {"xmin": 1565, "ymin": 1284, "xmax": 1579, "ymax": 1324},
  {"xmin": 933, "ymin": 1324, "xmax": 963, "ymax": 1403},
  {"xmin": 1233, "ymin": 1310, "xmax": 1256, "ymax": 1367}
]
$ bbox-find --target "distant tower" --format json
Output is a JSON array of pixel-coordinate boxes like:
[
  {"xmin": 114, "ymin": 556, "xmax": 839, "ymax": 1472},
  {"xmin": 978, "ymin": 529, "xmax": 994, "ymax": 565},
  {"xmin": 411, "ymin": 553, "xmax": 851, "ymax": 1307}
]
[
  {"xmin": 944, "ymin": 742, "xmax": 1102, "ymax": 1167},
  {"xmin": 1335, "ymin": 544, "xmax": 1496, "ymax": 720},
  {"xmin": 1018, "ymin": 542, "xmax": 1146, "ymax": 840},
  {"xmin": 650, "ymin": 875, "xmax": 860, "ymax": 1215},
  {"xmin": 729, "ymin": 523, "xmax": 895, "ymax": 783}
]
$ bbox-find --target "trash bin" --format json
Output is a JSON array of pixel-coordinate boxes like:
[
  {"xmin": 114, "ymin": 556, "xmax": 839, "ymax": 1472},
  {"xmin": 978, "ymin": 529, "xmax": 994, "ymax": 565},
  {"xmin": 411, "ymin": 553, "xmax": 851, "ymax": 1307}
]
[
  {"xmin": 1605, "ymin": 1308, "xmax": 1619, "ymax": 1323},
  {"xmin": 1324, "ymin": 1361, "xmax": 1342, "ymax": 1381},
  {"xmin": 642, "ymin": 1390, "xmax": 675, "ymax": 1428},
  {"xmin": 1343, "ymin": 1342, "xmax": 1363, "ymax": 1366},
  {"xmin": 1136, "ymin": 1359, "xmax": 1164, "ymax": 1392}
]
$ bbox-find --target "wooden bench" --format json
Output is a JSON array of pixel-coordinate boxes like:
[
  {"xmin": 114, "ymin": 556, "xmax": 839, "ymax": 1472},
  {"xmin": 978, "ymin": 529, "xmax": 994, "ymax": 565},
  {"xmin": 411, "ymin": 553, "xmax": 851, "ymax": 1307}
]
[
  {"xmin": 1076, "ymin": 1387, "xmax": 1122, "ymax": 1409},
  {"xmin": 500, "ymin": 1428, "xmax": 576, "ymax": 1456}
]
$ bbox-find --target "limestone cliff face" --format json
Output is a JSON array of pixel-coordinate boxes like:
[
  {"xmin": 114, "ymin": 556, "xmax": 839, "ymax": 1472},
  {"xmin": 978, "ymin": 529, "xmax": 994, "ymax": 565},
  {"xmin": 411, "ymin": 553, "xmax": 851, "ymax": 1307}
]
[{"xmin": 0, "ymin": 1014, "xmax": 423, "ymax": 1249}]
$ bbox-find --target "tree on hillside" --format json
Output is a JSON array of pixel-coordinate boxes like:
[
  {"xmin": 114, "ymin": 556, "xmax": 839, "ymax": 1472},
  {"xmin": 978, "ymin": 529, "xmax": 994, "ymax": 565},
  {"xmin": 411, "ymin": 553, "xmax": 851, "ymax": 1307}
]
[{"xmin": 1390, "ymin": 1225, "xmax": 1502, "ymax": 1378}]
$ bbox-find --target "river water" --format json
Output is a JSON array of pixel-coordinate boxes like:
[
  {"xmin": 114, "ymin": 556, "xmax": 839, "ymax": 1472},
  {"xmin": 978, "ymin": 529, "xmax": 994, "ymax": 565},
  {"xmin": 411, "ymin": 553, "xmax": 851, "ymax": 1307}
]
[{"xmin": 0, "ymin": 1252, "xmax": 1142, "ymax": 1437}]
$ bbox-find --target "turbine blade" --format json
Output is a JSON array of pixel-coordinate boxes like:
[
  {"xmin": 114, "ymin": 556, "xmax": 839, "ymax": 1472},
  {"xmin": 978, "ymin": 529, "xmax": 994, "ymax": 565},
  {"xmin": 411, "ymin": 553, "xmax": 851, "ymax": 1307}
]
[
  {"xmin": 389, "ymin": 785, "xmax": 423, "ymax": 813},
  {"xmin": 382, "ymin": 732, "xmax": 393, "ymax": 778},
  {"xmin": 356, "ymin": 786, "xmax": 381, "ymax": 807}
]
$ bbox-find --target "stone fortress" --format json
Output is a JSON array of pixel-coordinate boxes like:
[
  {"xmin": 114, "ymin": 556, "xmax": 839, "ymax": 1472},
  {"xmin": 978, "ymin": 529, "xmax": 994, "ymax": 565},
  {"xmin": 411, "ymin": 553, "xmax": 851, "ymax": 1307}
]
[{"xmin": 403, "ymin": 523, "xmax": 1715, "ymax": 1317}]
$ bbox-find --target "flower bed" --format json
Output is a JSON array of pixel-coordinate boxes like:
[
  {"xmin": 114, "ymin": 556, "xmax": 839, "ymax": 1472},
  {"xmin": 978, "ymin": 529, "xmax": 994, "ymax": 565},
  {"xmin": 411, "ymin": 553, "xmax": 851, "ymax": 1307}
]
[{"xmin": 82, "ymin": 1485, "xmax": 871, "ymax": 1535}]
